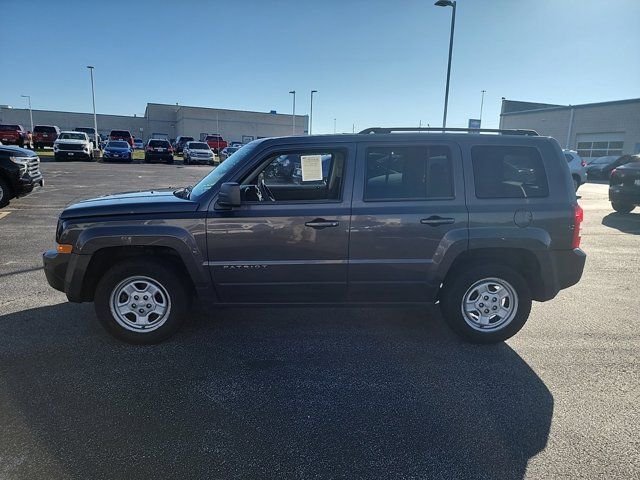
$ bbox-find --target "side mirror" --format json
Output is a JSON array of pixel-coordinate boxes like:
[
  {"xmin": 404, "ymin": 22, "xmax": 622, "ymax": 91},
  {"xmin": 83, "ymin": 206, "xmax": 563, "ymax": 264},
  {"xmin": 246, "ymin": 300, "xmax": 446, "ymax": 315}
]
[{"xmin": 217, "ymin": 182, "xmax": 241, "ymax": 208}]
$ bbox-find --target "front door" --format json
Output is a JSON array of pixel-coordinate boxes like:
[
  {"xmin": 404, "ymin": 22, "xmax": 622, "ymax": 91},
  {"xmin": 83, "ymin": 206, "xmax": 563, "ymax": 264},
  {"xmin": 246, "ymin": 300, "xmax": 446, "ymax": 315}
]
[
  {"xmin": 206, "ymin": 143, "xmax": 355, "ymax": 303},
  {"xmin": 348, "ymin": 141, "xmax": 468, "ymax": 302}
]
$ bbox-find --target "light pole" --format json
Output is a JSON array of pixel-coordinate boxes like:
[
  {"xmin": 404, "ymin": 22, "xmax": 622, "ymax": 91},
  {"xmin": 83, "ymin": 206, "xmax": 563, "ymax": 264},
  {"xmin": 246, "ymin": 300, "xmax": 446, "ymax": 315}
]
[
  {"xmin": 86, "ymin": 66, "xmax": 99, "ymax": 148},
  {"xmin": 479, "ymin": 89, "xmax": 486, "ymax": 126},
  {"xmin": 309, "ymin": 90, "xmax": 317, "ymax": 135},
  {"xmin": 434, "ymin": 0, "xmax": 456, "ymax": 130},
  {"xmin": 20, "ymin": 95, "xmax": 34, "ymax": 133},
  {"xmin": 289, "ymin": 90, "xmax": 296, "ymax": 135},
  {"xmin": 333, "ymin": 118, "xmax": 336, "ymax": 134}
]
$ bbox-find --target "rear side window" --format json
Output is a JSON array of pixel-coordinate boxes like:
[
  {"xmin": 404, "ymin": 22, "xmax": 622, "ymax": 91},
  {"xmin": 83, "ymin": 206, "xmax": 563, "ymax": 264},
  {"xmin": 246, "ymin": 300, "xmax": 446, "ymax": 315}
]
[
  {"xmin": 364, "ymin": 145, "xmax": 454, "ymax": 201},
  {"xmin": 0, "ymin": 125, "xmax": 19, "ymax": 131},
  {"xmin": 111, "ymin": 130, "xmax": 131, "ymax": 137},
  {"xmin": 34, "ymin": 126, "xmax": 57, "ymax": 133},
  {"xmin": 472, "ymin": 145, "xmax": 549, "ymax": 199}
]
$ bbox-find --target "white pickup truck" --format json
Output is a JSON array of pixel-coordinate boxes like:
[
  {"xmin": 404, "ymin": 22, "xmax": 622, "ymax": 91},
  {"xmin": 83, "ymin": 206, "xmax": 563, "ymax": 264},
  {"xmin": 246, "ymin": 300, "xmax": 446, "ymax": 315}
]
[{"xmin": 53, "ymin": 131, "xmax": 94, "ymax": 161}]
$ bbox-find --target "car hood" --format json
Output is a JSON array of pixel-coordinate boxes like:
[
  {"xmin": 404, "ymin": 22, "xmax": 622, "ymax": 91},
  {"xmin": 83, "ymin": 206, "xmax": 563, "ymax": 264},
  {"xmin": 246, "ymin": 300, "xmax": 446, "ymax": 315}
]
[
  {"xmin": 55, "ymin": 139, "xmax": 86, "ymax": 144},
  {"xmin": 60, "ymin": 189, "xmax": 199, "ymax": 219}
]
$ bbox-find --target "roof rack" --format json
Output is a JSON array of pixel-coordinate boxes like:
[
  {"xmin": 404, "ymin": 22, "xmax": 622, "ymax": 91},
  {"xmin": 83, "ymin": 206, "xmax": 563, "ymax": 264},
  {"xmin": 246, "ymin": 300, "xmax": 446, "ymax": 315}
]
[{"xmin": 358, "ymin": 127, "xmax": 539, "ymax": 136}]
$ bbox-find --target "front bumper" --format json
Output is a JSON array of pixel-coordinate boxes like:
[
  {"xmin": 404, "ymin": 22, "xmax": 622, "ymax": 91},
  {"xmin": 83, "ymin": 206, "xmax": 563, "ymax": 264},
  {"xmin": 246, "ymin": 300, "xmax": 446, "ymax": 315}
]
[
  {"xmin": 43, "ymin": 249, "xmax": 68, "ymax": 294},
  {"xmin": 17, "ymin": 174, "xmax": 44, "ymax": 196},
  {"xmin": 103, "ymin": 153, "xmax": 132, "ymax": 161},
  {"xmin": 55, "ymin": 150, "xmax": 91, "ymax": 160},
  {"xmin": 189, "ymin": 156, "xmax": 214, "ymax": 164}
]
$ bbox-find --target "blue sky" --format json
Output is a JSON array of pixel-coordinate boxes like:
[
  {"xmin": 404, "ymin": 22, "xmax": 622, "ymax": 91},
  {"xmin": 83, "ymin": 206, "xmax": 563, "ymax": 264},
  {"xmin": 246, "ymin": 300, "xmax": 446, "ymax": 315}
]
[{"xmin": 1, "ymin": 0, "xmax": 639, "ymax": 134}]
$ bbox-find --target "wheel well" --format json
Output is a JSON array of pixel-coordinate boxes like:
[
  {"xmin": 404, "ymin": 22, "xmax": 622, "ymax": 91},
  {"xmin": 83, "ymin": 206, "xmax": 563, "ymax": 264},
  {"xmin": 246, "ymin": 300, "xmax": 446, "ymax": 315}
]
[
  {"xmin": 0, "ymin": 172, "xmax": 14, "ymax": 196},
  {"xmin": 442, "ymin": 248, "xmax": 544, "ymax": 300},
  {"xmin": 80, "ymin": 245, "xmax": 195, "ymax": 301}
]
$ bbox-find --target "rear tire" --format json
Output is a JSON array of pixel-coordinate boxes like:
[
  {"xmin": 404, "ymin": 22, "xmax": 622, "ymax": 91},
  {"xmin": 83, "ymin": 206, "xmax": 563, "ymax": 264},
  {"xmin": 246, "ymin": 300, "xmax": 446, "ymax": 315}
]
[
  {"xmin": 0, "ymin": 178, "xmax": 12, "ymax": 208},
  {"xmin": 612, "ymin": 202, "xmax": 635, "ymax": 214},
  {"xmin": 440, "ymin": 264, "xmax": 532, "ymax": 344},
  {"xmin": 94, "ymin": 258, "xmax": 191, "ymax": 344}
]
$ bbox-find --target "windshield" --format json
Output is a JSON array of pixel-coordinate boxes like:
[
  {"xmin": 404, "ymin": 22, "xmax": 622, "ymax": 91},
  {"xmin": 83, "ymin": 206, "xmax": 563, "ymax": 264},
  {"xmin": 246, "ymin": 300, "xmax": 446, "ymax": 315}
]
[
  {"xmin": 189, "ymin": 142, "xmax": 209, "ymax": 150},
  {"xmin": 190, "ymin": 142, "xmax": 258, "ymax": 200},
  {"xmin": 59, "ymin": 132, "xmax": 86, "ymax": 140},
  {"xmin": 107, "ymin": 141, "xmax": 129, "ymax": 148}
]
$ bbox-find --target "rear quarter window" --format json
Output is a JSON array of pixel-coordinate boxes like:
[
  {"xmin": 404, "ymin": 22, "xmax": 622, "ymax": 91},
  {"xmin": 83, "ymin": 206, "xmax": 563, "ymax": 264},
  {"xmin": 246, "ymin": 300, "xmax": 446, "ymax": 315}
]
[{"xmin": 472, "ymin": 145, "xmax": 549, "ymax": 199}]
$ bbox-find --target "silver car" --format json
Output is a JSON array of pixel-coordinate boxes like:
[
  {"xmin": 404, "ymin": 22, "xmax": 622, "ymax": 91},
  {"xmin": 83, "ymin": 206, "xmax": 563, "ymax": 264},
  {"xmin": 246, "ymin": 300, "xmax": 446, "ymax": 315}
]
[
  {"xmin": 563, "ymin": 150, "xmax": 587, "ymax": 191},
  {"xmin": 183, "ymin": 141, "xmax": 215, "ymax": 165}
]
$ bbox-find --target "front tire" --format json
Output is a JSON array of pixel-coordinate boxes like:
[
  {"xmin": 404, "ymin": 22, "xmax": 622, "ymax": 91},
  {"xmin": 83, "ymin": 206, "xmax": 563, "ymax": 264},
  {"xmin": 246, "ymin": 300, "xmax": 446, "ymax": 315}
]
[
  {"xmin": 612, "ymin": 202, "xmax": 635, "ymax": 214},
  {"xmin": 0, "ymin": 177, "xmax": 12, "ymax": 208},
  {"xmin": 440, "ymin": 264, "xmax": 532, "ymax": 344},
  {"xmin": 94, "ymin": 259, "xmax": 191, "ymax": 344}
]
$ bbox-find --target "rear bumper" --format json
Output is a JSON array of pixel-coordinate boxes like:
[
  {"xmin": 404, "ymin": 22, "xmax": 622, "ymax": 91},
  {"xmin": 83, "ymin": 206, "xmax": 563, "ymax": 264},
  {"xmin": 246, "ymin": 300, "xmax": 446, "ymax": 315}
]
[
  {"xmin": 145, "ymin": 153, "xmax": 173, "ymax": 162},
  {"xmin": 609, "ymin": 186, "xmax": 640, "ymax": 205},
  {"xmin": 536, "ymin": 248, "xmax": 586, "ymax": 301}
]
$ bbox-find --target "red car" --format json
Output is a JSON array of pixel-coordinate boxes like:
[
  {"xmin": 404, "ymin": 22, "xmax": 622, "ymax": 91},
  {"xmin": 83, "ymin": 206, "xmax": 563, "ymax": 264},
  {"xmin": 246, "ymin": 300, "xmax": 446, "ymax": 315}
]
[
  {"xmin": 33, "ymin": 125, "xmax": 61, "ymax": 149},
  {"xmin": 109, "ymin": 130, "xmax": 134, "ymax": 148},
  {"xmin": 0, "ymin": 124, "xmax": 28, "ymax": 147},
  {"xmin": 204, "ymin": 134, "xmax": 227, "ymax": 154}
]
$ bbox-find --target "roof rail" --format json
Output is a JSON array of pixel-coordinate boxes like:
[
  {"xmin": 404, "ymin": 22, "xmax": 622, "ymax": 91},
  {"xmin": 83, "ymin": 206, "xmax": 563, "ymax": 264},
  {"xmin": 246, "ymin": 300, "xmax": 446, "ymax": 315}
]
[{"xmin": 358, "ymin": 127, "xmax": 540, "ymax": 136}]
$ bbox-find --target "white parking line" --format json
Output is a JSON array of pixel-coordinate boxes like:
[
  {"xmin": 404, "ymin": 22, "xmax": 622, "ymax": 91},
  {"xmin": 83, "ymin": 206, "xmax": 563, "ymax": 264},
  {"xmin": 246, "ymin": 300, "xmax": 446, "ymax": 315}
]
[{"xmin": 0, "ymin": 212, "xmax": 11, "ymax": 220}]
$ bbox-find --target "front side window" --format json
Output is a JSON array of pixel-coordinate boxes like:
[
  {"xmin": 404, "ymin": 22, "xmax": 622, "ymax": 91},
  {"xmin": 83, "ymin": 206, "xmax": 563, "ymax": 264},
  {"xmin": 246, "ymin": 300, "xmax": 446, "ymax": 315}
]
[
  {"xmin": 472, "ymin": 145, "xmax": 548, "ymax": 199},
  {"xmin": 241, "ymin": 150, "xmax": 346, "ymax": 203},
  {"xmin": 364, "ymin": 145, "xmax": 454, "ymax": 201}
]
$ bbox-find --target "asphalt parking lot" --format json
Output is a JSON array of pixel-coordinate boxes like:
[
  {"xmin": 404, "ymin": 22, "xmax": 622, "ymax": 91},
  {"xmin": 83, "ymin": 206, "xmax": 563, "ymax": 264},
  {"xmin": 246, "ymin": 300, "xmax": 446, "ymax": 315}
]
[{"xmin": 0, "ymin": 161, "xmax": 638, "ymax": 479}]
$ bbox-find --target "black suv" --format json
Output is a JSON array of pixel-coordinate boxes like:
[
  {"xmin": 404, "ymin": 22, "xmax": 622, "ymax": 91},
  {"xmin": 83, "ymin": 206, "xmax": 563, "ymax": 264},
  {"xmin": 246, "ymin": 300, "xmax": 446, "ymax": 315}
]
[
  {"xmin": 144, "ymin": 139, "xmax": 174, "ymax": 164},
  {"xmin": 43, "ymin": 128, "xmax": 585, "ymax": 344},
  {"xmin": 0, "ymin": 145, "xmax": 44, "ymax": 208},
  {"xmin": 173, "ymin": 136, "xmax": 195, "ymax": 154}
]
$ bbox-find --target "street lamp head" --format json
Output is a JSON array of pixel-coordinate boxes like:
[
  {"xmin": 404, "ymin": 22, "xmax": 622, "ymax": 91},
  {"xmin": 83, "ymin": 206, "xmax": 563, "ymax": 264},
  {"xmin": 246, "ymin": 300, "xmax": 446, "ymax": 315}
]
[
  {"xmin": 434, "ymin": 0, "xmax": 454, "ymax": 6},
  {"xmin": 20, "ymin": 94, "xmax": 29, "ymax": 98},
  {"xmin": 289, "ymin": 90, "xmax": 295, "ymax": 94},
  {"xmin": 311, "ymin": 90, "xmax": 318, "ymax": 94},
  {"xmin": 86, "ymin": 65, "xmax": 94, "ymax": 69}
]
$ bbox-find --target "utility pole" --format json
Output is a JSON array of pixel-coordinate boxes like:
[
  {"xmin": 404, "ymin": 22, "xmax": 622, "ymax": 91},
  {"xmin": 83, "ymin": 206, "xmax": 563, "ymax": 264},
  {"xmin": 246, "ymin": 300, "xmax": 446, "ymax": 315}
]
[
  {"xmin": 86, "ymin": 66, "xmax": 99, "ymax": 149},
  {"xmin": 289, "ymin": 90, "xmax": 296, "ymax": 135},
  {"xmin": 309, "ymin": 90, "xmax": 317, "ymax": 135},
  {"xmin": 20, "ymin": 95, "xmax": 34, "ymax": 133}
]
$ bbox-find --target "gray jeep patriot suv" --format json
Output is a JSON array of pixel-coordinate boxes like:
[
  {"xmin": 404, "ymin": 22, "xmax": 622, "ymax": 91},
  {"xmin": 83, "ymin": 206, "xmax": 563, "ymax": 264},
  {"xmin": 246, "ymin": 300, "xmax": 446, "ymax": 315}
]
[{"xmin": 43, "ymin": 127, "xmax": 586, "ymax": 344}]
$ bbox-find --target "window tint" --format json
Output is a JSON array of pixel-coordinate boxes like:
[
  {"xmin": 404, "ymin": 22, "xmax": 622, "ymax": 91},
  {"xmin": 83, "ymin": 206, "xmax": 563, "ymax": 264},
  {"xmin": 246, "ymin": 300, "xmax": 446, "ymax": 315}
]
[
  {"xmin": 241, "ymin": 150, "xmax": 345, "ymax": 202},
  {"xmin": 364, "ymin": 145, "xmax": 453, "ymax": 201},
  {"xmin": 472, "ymin": 145, "xmax": 548, "ymax": 199},
  {"xmin": 148, "ymin": 140, "xmax": 170, "ymax": 147},
  {"xmin": 110, "ymin": 130, "xmax": 131, "ymax": 137},
  {"xmin": 34, "ymin": 126, "xmax": 57, "ymax": 133},
  {"xmin": 188, "ymin": 142, "xmax": 209, "ymax": 149}
]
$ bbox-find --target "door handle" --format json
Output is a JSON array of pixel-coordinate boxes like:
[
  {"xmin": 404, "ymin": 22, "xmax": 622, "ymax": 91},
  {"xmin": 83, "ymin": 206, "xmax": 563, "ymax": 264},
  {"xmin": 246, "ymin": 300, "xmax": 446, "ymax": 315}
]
[
  {"xmin": 420, "ymin": 216, "xmax": 455, "ymax": 226},
  {"xmin": 305, "ymin": 219, "xmax": 340, "ymax": 229}
]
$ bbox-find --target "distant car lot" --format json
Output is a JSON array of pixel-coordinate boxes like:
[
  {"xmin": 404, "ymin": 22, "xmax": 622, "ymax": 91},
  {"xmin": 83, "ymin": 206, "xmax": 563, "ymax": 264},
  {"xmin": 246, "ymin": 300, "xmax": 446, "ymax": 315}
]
[{"xmin": 0, "ymin": 163, "xmax": 637, "ymax": 478}]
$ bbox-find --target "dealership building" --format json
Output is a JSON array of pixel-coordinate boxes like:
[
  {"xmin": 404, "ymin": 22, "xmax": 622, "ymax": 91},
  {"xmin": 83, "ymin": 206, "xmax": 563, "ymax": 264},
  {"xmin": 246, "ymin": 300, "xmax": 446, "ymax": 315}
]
[
  {"xmin": 0, "ymin": 103, "xmax": 309, "ymax": 144},
  {"xmin": 499, "ymin": 98, "xmax": 640, "ymax": 158}
]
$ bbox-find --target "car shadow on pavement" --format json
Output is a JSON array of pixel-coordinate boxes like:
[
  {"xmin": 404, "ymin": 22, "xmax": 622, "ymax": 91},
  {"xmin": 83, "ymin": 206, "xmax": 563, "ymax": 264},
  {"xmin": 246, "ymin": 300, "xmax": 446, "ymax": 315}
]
[
  {"xmin": 0, "ymin": 302, "xmax": 553, "ymax": 480},
  {"xmin": 602, "ymin": 211, "xmax": 640, "ymax": 234}
]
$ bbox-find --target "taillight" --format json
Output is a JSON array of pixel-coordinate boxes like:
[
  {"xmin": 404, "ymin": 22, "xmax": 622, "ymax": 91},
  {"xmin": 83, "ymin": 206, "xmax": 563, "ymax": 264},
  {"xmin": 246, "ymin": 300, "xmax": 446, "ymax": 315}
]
[
  {"xmin": 581, "ymin": 160, "xmax": 586, "ymax": 167},
  {"xmin": 146, "ymin": 145, "xmax": 153, "ymax": 151},
  {"xmin": 572, "ymin": 204, "xmax": 583, "ymax": 249},
  {"xmin": 168, "ymin": 146, "xmax": 174, "ymax": 153}
]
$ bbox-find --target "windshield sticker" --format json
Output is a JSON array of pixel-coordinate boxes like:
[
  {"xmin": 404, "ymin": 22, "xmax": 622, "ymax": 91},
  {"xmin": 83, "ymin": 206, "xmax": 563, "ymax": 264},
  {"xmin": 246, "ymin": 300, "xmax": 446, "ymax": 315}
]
[{"xmin": 300, "ymin": 155, "xmax": 323, "ymax": 181}]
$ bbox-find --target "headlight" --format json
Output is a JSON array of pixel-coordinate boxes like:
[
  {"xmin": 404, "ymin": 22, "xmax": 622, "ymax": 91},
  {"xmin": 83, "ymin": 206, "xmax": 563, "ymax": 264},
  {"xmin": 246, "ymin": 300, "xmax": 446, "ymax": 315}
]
[{"xmin": 9, "ymin": 156, "xmax": 29, "ymax": 166}]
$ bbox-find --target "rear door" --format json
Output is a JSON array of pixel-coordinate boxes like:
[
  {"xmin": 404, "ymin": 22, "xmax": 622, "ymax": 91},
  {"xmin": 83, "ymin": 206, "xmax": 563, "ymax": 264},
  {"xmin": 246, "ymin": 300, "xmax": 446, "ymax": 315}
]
[{"xmin": 348, "ymin": 140, "xmax": 468, "ymax": 302}]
